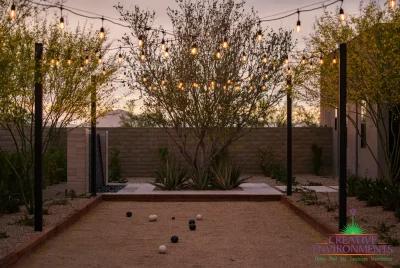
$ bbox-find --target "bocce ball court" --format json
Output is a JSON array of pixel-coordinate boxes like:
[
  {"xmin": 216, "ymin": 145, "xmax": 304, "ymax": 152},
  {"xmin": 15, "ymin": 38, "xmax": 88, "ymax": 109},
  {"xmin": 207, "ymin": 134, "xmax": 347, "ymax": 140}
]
[{"xmin": 13, "ymin": 201, "xmax": 363, "ymax": 268}]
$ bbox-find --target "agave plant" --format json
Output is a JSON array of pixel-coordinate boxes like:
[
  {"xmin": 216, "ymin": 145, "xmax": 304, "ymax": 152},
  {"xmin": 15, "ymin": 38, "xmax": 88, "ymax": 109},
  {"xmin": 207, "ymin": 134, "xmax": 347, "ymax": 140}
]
[
  {"xmin": 210, "ymin": 159, "xmax": 250, "ymax": 190},
  {"xmin": 188, "ymin": 167, "xmax": 210, "ymax": 190},
  {"xmin": 152, "ymin": 156, "xmax": 189, "ymax": 190}
]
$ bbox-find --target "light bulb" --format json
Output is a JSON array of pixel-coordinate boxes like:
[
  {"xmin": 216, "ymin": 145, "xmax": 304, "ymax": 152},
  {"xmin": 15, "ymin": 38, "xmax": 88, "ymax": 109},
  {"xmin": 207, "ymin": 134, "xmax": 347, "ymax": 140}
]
[
  {"xmin": 256, "ymin": 30, "xmax": 263, "ymax": 42},
  {"xmin": 320, "ymin": 56, "xmax": 324, "ymax": 65},
  {"xmin": 85, "ymin": 56, "xmax": 89, "ymax": 65},
  {"xmin": 248, "ymin": 76, "xmax": 252, "ymax": 81},
  {"xmin": 50, "ymin": 58, "xmax": 55, "ymax": 65},
  {"xmin": 333, "ymin": 56, "xmax": 337, "ymax": 64},
  {"xmin": 227, "ymin": 79, "xmax": 232, "ymax": 84},
  {"xmin": 222, "ymin": 38, "xmax": 228, "ymax": 49},
  {"xmin": 285, "ymin": 56, "xmax": 289, "ymax": 65},
  {"xmin": 140, "ymin": 52, "xmax": 146, "ymax": 62},
  {"xmin": 138, "ymin": 35, "xmax": 144, "ymax": 47},
  {"xmin": 161, "ymin": 39, "xmax": 166, "ymax": 50},
  {"xmin": 234, "ymin": 85, "xmax": 240, "ymax": 91},
  {"xmin": 211, "ymin": 81, "xmax": 215, "ymax": 89},
  {"xmin": 296, "ymin": 20, "xmax": 301, "ymax": 33},
  {"xmin": 56, "ymin": 59, "xmax": 60, "ymax": 66},
  {"xmin": 264, "ymin": 72, "xmax": 268, "ymax": 79},
  {"xmin": 250, "ymin": 86, "xmax": 254, "ymax": 90},
  {"xmin": 193, "ymin": 82, "xmax": 198, "ymax": 88},
  {"xmin": 216, "ymin": 49, "xmax": 221, "ymax": 59},
  {"xmin": 9, "ymin": 4, "xmax": 16, "ymax": 19},
  {"xmin": 164, "ymin": 48, "xmax": 169, "ymax": 58},
  {"xmin": 310, "ymin": 62, "xmax": 314, "ymax": 70},
  {"xmin": 262, "ymin": 85, "xmax": 266, "ymax": 90},
  {"xmin": 60, "ymin": 17, "xmax": 65, "ymax": 30},
  {"xmin": 242, "ymin": 52, "xmax": 247, "ymax": 62},
  {"xmin": 262, "ymin": 54, "xmax": 268, "ymax": 64},
  {"xmin": 67, "ymin": 59, "xmax": 72, "ymax": 65},
  {"xmin": 301, "ymin": 56, "xmax": 306, "ymax": 65},
  {"xmin": 339, "ymin": 8, "xmax": 346, "ymax": 21},
  {"xmin": 191, "ymin": 43, "xmax": 198, "ymax": 55},
  {"xmin": 287, "ymin": 67, "xmax": 291, "ymax": 74},
  {"xmin": 102, "ymin": 67, "xmax": 106, "ymax": 75},
  {"xmin": 118, "ymin": 53, "xmax": 123, "ymax": 63},
  {"xmin": 80, "ymin": 64, "xmax": 84, "ymax": 72},
  {"xmin": 99, "ymin": 27, "xmax": 105, "ymax": 39},
  {"xmin": 98, "ymin": 56, "xmax": 102, "ymax": 65},
  {"xmin": 123, "ymin": 72, "xmax": 126, "ymax": 78},
  {"xmin": 390, "ymin": 0, "xmax": 396, "ymax": 8},
  {"xmin": 162, "ymin": 80, "xmax": 165, "ymax": 85}
]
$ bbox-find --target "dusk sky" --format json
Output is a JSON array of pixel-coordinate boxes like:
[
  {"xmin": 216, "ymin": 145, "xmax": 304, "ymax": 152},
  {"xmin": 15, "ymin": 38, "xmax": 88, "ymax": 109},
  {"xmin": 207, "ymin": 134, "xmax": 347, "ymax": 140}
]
[{"xmin": 60, "ymin": 0, "xmax": 371, "ymax": 111}]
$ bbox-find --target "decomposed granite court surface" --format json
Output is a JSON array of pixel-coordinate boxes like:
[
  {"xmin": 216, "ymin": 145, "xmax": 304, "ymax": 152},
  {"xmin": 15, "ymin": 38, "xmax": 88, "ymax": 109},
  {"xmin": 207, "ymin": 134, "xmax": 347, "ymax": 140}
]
[{"xmin": 14, "ymin": 201, "xmax": 362, "ymax": 268}]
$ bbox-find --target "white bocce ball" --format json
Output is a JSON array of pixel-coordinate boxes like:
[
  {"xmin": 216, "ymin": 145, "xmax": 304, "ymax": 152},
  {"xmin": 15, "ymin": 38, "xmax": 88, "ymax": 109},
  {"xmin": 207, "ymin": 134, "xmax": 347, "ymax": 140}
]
[
  {"xmin": 196, "ymin": 214, "xmax": 202, "ymax": 220},
  {"xmin": 149, "ymin": 215, "xmax": 156, "ymax": 222},
  {"xmin": 153, "ymin": 215, "xmax": 158, "ymax": 220},
  {"xmin": 159, "ymin": 245, "xmax": 167, "ymax": 254}
]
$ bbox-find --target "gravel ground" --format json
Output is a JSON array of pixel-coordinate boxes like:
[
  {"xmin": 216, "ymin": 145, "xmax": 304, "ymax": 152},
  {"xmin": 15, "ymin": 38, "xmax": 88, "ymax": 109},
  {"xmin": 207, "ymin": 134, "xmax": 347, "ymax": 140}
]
[
  {"xmin": 286, "ymin": 192, "xmax": 400, "ymax": 266},
  {"xmin": 0, "ymin": 182, "xmax": 95, "ymax": 260},
  {"xmin": 14, "ymin": 201, "xmax": 361, "ymax": 268}
]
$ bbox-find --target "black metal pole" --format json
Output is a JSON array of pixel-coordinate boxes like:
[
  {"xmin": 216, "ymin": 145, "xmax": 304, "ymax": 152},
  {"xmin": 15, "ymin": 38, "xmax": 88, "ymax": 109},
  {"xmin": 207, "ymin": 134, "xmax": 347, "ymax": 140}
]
[
  {"xmin": 34, "ymin": 43, "xmax": 43, "ymax": 232},
  {"xmin": 339, "ymin": 43, "xmax": 347, "ymax": 231},
  {"xmin": 91, "ymin": 76, "xmax": 97, "ymax": 196},
  {"xmin": 287, "ymin": 75, "xmax": 293, "ymax": 196}
]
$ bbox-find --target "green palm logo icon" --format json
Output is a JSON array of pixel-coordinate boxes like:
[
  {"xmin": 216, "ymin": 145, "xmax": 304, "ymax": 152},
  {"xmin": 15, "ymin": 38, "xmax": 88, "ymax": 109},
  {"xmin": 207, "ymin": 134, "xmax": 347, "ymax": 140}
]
[{"xmin": 341, "ymin": 209, "xmax": 365, "ymax": 235}]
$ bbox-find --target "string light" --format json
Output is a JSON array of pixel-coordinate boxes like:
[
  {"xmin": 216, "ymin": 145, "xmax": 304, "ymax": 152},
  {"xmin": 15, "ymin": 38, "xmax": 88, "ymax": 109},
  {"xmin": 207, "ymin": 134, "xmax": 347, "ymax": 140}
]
[
  {"xmin": 193, "ymin": 82, "xmax": 199, "ymax": 88},
  {"xmin": 56, "ymin": 59, "xmax": 60, "ymax": 66},
  {"xmin": 99, "ymin": 17, "xmax": 105, "ymax": 39},
  {"xmin": 332, "ymin": 55, "xmax": 337, "ymax": 64},
  {"xmin": 296, "ymin": 11, "xmax": 301, "ymax": 33},
  {"xmin": 118, "ymin": 47, "xmax": 123, "ymax": 63},
  {"xmin": 102, "ymin": 67, "xmax": 106, "ymax": 75},
  {"xmin": 339, "ymin": 1, "xmax": 346, "ymax": 22},
  {"xmin": 50, "ymin": 58, "xmax": 55, "ymax": 65},
  {"xmin": 59, "ymin": 8, "xmax": 65, "ymax": 30},
  {"xmin": 256, "ymin": 30, "xmax": 263, "ymax": 42},
  {"xmin": 309, "ymin": 61, "xmax": 314, "ymax": 70},
  {"xmin": 242, "ymin": 52, "xmax": 247, "ymax": 62},
  {"xmin": 164, "ymin": 48, "xmax": 169, "ymax": 58},
  {"xmin": 80, "ymin": 64, "xmax": 84, "ymax": 71},
  {"xmin": 138, "ymin": 35, "xmax": 144, "ymax": 47},
  {"xmin": 301, "ymin": 56, "xmax": 306, "ymax": 65},
  {"xmin": 85, "ymin": 55, "xmax": 89, "ymax": 65},
  {"xmin": 211, "ymin": 80, "xmax": 215, "ymax": 89},
  {"xmin": 285, "ymin": 55, "xmax": 289, "ymax": 65},
  {"xmin": 248, "ymin": 75, "xmax": 252, "ymax": 81},
  {"xmin": 320, "ymin": 55, "xmax": 324, "ymax": 65},
  {"xmin": 227, "ymin": 79, "xmax": 232, "ymax": 85},
  {"xmin": 234, "ymin": 85, "xmax": 240, "ymax": 91},
  {"xmin": 140, "ymin": 51, "xmax": 146, "ymax": 62},
  {"xmin": 67, "ymin": 59, "xmax": 72, "ymax": 65},
  {"xmin": 262, "ymin": 54, "xmax": 268, "ymax": 64},
  {"xmin": 98, "ymin": 54, "xmax": 102, "ymax": 65},
  {"xmin": 389, "ymin": 0, "xmax": 396, "ymax": 8},
  {"xmin": 161, "ymin": 38, "xmax": 166, "ymax": 50},
  {"xmin": 264, "ymin": 72, "xmax": 268, "ymax": 79},
  {"xmin": 143, "ymin": 76, "xmax": 147, "ymax": 82},
  {"xmin": 222, "ymin": 38, "xmax": 228, "ymax": 49},
  {"xmin": 9, "ymin": 3, "xmax": 16, "ymax": 19},
  {"xmin": 190, "ymin": 43, "xmax": 198, "ymax": 55},
  {"xmin": 216, "ymin": 49, "xmax": 221, "ymax": 59}
]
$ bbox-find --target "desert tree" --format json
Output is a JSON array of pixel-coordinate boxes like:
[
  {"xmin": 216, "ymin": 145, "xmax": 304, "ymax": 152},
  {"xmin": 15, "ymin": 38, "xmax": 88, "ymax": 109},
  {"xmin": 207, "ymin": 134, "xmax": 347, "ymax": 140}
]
[
  {"xmin": 116, "ymin": 0, "xmax": 294, "ymax": 173},
  {"xmin": 295, "ymin": 1, "xmax": 400, "ymax": 184},
  {"xmin": 0, "ymin": 12, "xmax": 119, "ymax": 213}
]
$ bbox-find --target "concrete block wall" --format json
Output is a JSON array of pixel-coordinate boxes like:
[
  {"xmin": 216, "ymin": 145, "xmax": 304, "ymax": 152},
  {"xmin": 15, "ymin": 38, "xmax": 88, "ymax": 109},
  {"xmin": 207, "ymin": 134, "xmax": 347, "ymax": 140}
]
[{"xmin": 97, "ymin": 127, "xmax": 333, "ymax": 178}]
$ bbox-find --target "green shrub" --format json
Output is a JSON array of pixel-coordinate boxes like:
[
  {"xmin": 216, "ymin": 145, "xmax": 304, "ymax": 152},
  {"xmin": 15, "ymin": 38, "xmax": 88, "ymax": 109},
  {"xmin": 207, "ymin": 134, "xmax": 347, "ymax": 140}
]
[
  {"xmin": 0, "ymin": 232, "xmax": 8, "ymax": 239},
  {"xmin": 347, "ymin": 172, "xmax": 360, "ymax": 197},
  {"xmin": 15, "ymin": 214, "xmax": 34, "ymax": 226},
  {"xmin": 43, "ymin": 147, "xmax": 67, "ymax": 186},
  {"xmin": 153, "ymin": 156, "xmax": 189, "ymax": 190},
  {"xmin": 380, "ymin": 183, "xmax": 400, "ymax": 211},
  {"xmin": 270, "ymin": 164, "xmax": 296, "ymax": 185},
  {"xmin": 311, "ymin": 143, "xmax": 323, "ymax": 175},
  {"xmin": 108, "ymin": 147, "xmax": 126, "ymax": 183},
  {"xmin": 356, "ymin": 177, "xmax": 374, "ymax": 201},
  {"xmin": 0, "ymin": 151, "xmax": 21, "ymax": 214},
  {"xmin": 210, "ymin": 158, "xmax": 249, "ymax": 190},
  {"xmin": 158, "ymin": 147, "xmax": 169, "ymax": 164},
  {"xmin": 373, "ymin": 222, "xmax": 400, "ymax": 246},
  {"xmin": 259, "ymin": 148, "xmax": 274, "ymax": 177}
]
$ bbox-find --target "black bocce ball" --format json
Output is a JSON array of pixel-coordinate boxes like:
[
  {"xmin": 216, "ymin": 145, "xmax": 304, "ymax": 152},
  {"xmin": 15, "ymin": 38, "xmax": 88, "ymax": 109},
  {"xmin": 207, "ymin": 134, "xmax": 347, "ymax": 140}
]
[
  {"xmin": 172, "ymin": 217, "xmax": 175, "ymax": 220},
  {"xmin": 189, "ymin": 219, "xmax": 195, "ymax": 225},
  {"xmin": 171, "ymin": 236, "xmax": 179, "ymax": 243},
  {"xmin": 126, "ymin": 211, "xmax": 132, "ymax": 217},
  {"xmin": 189, "ymin": 224, "xmax": 196, "ymax": 231}
]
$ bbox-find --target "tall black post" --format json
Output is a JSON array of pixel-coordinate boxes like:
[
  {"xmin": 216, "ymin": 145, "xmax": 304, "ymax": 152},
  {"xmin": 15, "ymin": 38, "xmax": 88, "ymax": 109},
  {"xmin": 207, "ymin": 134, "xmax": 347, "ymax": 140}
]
[
  {"xmin": 287, "ymin": 75, "xmax": 292, "ymax": 196},
  {"xmin": 355, "ymin": 102, "xmax": 359, "ymax": 177},
  {"xmin": 91, "ymin": 76, "xmax": 97, "ymax": 196},
  {"xmin": 34, "ymin": 43, "xmax": 43, "ymax": 232},
  {"xmin": 339, "ymin": 43, "xmax": 347, "ymax": 231}
]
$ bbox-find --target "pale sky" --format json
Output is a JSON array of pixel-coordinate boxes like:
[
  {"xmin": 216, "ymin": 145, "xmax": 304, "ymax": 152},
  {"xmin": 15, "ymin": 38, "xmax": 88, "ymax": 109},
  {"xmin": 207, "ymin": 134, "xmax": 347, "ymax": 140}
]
[{"xmin": 59, "ymin": 0, "xmax": 374, "ymax": 112}]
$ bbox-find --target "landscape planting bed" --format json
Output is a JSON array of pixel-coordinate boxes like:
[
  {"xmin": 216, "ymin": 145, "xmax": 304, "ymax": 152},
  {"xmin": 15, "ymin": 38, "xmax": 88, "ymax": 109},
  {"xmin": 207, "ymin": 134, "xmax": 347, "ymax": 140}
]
[{"xmin": 14, "ymin": 201, "xmax": 361, "ymax": 268}]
